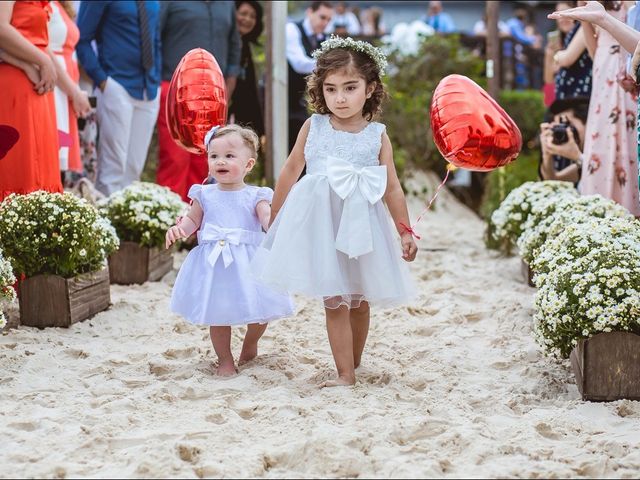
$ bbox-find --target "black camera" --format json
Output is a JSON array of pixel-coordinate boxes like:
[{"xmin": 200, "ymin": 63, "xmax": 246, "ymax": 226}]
[{"xmin": 551, "ymin": 122, "xmax": 579, "ymax": 145}]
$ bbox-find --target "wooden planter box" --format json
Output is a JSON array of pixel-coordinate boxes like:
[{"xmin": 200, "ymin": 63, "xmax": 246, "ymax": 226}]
[
  {"xmin": 521, "ymin": 258, "xmax": 535, "ymax": 287},
  {"xmin": 18, "ymin": 267, "xmax": 110, "ymax": 328},
  {"xmin": 108, "ymin": 241, "xmax": 173, "ymax": 285},
  {"xmin": 570, "ymin": 332, "xmax": 640, "ymax": 402}
]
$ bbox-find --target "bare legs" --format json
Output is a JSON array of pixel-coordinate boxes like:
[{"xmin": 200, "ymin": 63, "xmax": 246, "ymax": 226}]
[
  {"xmin": 210, "ymin": 326, "xmax": 236, "ymax": 376},
  {"xmin": 350, "ymin": 302, "xmax": 370, "ymax": 369},
  {"xmin": 323, "ymin": 301, "xmax": 371, "ymax": 387},
  {"xmin": 209, "ymin": 323, "xmax": 268, "ymax": 376},
  {"xmin": 239, "ymin": 323, "xmax": 268, "ymax": 364}
]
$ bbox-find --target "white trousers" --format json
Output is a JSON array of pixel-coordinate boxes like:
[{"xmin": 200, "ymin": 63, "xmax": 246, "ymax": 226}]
[{"xmin": 95, "ymin": 77, "xmax": 159, "ymax": 195}]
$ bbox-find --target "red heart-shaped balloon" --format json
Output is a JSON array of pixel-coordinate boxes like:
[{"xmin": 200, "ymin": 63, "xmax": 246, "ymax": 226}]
[
  {"xmin": 166, "ymin": 48, "xmax": 227, "ymax": 154},
  {"xmin": 0, "ymin": 125, "xmax": 19, "ymax": 160},
  {"xmin": 430, "ymin": 74, "xmax": 522, "ymax": 171}
]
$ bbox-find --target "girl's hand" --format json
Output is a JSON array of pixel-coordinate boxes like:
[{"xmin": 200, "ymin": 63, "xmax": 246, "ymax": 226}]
[
  {"xmin": 165, "ymin": 225, "xmax": 187, "ymax": 249},
  {"xmin": 72, "ymin": 88, "xmax": 92, "ymax": 117},
  {"xmin": 401, "ymin": 232, "xmax": 417, "ymax": 262},
  {"xmin": 547, "ymin": 1, "xmax": 605, "ymax": 25}
]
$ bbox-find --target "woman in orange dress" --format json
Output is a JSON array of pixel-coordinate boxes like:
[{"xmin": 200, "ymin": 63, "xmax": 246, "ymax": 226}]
[
  {"xmin": 0, "ymin": 1, "xmax": 61, "ymax": 202},
  {"xmin": 48, "ymin": 0, "xmax": 91, "ymax": 179}
]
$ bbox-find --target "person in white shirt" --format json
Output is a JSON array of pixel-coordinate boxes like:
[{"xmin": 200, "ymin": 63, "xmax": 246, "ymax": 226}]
[
  {"xmin": 286, "ymin": 1, "xmax": 333, "ymax": 154},
  {"xmin": 327, "ymin": 1, "xmax": 360, "ymax": 36}
]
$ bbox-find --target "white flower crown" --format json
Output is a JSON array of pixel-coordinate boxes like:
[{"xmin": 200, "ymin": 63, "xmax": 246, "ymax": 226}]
[{"xmin": 312, "ymin": 35, "xmax": 388, "ymax": 76}]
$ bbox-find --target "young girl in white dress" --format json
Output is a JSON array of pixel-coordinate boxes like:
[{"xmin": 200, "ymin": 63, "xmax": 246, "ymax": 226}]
[
  {"xmin": 166, "ymin": 124, "xmax": 294, "ymax": 376},
  {"xmin": 253, "ymin": 37, "xmax": 418, "ymax": 387}
]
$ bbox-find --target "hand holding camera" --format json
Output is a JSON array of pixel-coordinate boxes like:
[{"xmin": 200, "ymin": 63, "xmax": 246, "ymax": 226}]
[{"xmin": 540, "ymin": 117, "xmax": 582, "ymax": 164}]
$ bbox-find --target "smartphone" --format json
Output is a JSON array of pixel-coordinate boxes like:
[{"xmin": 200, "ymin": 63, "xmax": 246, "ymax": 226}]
[
  {"xmin": 547, "ymin": 30, "xmax": 560, "ymax": 44},
  {"xmin": 89, "ymin": 96, "xmax": 97, "ymax": 108}
]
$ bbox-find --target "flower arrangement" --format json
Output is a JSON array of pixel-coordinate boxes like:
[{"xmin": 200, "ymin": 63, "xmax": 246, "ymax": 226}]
[
  {"xmin": 98, "ymin": 182, "xmax": 189, "ymax": 250},
  {"xmin": 490, "ymin": 180, "xmax": 578, "ymax": 253},
  {"xmin": 314, "ymin": 35, "xmax": 389, "ymax": 75},
  {"xmin": 0, "ymin": 248, "xmax": 16, "ymax": 329},
  {"xmin": 517, "ymin": 194, "xmax": 634, "ymax": 264},
  {"xmin": 381, "ymin": 20, "xmax": 435, "ymax": 59},
  {"xmin": 0, "ymin": 191, "xmax": 119, "ymax": 278},
  {"xmin": 531, "ymin": 216, "xmax": 640, "ymax": 277},
  {"xmin": 532, "ymin": 217, "xmax": 640, "ymax": 358}
]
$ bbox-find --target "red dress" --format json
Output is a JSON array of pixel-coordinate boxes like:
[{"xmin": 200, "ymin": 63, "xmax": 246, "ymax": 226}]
[
  {"xmin": 156, "ymin": 80, "xmax": 208, "ymax": 202},
  {"xmin": 0, "ymin": 1, "xmax": 62, "ymax": 201}
]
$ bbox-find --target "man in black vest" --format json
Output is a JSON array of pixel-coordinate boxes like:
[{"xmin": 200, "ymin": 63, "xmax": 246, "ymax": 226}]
[{"xmin": 286, "ymin": 1, "xmax": 333, "ymax": 154}]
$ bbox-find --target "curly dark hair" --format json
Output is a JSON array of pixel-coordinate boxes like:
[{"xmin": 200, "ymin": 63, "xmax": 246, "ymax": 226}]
[{"xmin": 306, "ymin": 48, "xmax": 387, "ymax": 121}]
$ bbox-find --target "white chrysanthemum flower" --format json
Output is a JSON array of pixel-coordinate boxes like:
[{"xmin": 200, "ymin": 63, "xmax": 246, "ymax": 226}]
[
  {"xmin": 99, "ymin": 182, "xmax": 188, "ymax": 249},
  {"xmin": 532, "ymin": 215, "xmax": 640, "ymax": 359}
]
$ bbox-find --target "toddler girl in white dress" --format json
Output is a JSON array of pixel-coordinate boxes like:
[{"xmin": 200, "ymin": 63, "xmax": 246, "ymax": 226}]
[
  {"xmin": 166, "ymin": 125, "xmax": 294, "ymax": 376},
  {"xmin": 252, "ymin": 37, "xmax": 418, "ymax": 387}
]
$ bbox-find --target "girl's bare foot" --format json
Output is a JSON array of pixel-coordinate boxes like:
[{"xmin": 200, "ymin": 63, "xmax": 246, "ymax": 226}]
[
  {"xmin": 239, "ymin": 323, "xmax": 267, "ymax": 365},
  {"xmin": 216, "ymin": 360, "xmax": 237, "ymax": 377},
  {"xmin": 321, "ymin": 375, "xmax": 356, "ymax": 388},
  {"xmin": 238, "ymin": 343, "xmax": 257, "ymax": 365}
]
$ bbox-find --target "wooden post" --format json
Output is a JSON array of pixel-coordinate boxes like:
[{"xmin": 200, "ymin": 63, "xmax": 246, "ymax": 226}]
[
  {"xmin": 265, "ymin": 1, "xmax": 288, "ymax": 184},
  {"xmin": 486, "ymin": 1, "xmax": 501, "ymax": 100}
]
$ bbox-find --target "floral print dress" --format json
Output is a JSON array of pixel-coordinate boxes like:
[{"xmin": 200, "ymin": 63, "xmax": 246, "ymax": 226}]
[{"xmin": 580, "ymin": 5, "xmax": 640, "ymax": 216}]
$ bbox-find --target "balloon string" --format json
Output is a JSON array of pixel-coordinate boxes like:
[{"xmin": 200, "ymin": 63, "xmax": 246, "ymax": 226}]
[{"xmin": 413, "ymin": 165, "xmax": 454, "ymax": 226}]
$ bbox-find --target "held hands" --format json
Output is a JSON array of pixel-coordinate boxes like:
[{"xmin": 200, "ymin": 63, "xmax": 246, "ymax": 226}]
[
  {"xmin": 400, "ymin": 232, "xmax": 418, "ymax": 262},
  {"xmin": 34, "ymin": 55, "xmax": 57, "ymax": 94},
  {"xmin": 22, "ymin": 63, "xmax": 44, "ymax": 93}
]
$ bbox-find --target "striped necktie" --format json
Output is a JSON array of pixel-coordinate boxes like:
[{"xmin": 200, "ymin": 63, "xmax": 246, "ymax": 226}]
[{"xmin": 136, "ymin": 0, "xmax": 154, "ymax": 71}]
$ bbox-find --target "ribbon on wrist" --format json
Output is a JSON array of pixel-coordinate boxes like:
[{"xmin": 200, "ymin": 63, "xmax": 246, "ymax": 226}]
[{"xmin": 399, "ymin": 222, "xmax": 420, "ymax": 240}]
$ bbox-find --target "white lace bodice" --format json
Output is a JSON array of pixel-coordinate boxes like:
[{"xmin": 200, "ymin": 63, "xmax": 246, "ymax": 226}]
[{"xmin": 304, "ymin": 114, "xmax": 386, "ymax": 174}]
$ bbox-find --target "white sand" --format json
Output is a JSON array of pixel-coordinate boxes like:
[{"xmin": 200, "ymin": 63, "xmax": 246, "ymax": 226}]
[{"xmin": 2, "ymin": 171, "xmax": 640, "ymax": 478}]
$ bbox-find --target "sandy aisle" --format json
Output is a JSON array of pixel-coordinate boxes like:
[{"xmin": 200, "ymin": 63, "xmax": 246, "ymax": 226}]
[{"xmin": 2, "ymin": 171, "xmax": 640, "ymax": 478}]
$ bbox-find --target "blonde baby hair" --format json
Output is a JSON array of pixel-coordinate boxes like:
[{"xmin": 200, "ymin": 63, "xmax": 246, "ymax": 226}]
[{"xmin": 205, "ymin": 124, "xmax": 260, "ymax": 158}]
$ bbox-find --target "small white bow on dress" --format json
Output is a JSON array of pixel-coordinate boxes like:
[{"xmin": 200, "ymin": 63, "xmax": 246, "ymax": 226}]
[
  {"xmin": 326, "ymin": 155, "xmax": 387, "ymax": 259},
  {"xmin": 199, "ymin": 224, "xmax": 242, "ymax": 268}
]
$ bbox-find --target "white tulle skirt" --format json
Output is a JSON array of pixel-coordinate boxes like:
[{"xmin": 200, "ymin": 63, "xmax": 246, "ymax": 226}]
[{"xmin": 252, "ymin": 174, "xmax": 416, "ymax": 309}]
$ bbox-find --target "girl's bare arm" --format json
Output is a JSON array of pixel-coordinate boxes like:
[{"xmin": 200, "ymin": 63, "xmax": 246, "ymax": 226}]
[
  {"xmin": 269, "ymin": 119, "xmax": 308, "ymax": 225},
  {"xmin": 379, "ymin": 131, "xmax": 417, "ymax": 261}
]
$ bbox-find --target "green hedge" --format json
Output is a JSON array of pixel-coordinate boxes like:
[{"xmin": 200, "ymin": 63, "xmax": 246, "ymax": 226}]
[
  {"xmin": 481, "ymin": 149, "xmax": 541, "ymax": 251},
  {"xmin": 498, "ymin": 90, "xmax": 545, "ymax": 149},
  {"xmin": 383, "ymin": 34, "xmax": 485, "ymax": 174},
  {"xmin": 383, "ymin": 35, "xmax": 545, "ymax": 192}
]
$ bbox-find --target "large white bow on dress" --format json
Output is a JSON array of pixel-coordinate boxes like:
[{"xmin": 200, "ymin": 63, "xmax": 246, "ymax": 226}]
[
  {"xmin": 326, "ymin": 155, "xmax": 387, "ymax": 259},
  {"xmin": 199, "ymin": 224, "xmax": 242, "ymax": 268}
]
